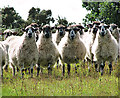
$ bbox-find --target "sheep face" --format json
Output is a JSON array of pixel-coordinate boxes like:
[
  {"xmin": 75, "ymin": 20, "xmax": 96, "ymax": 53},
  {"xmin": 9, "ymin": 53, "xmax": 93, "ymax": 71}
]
[
  {"xmin": 75, "ymin": 24, "xmax": 84, "ymax": 35},
  {"xmin": 98, "ymin": 25, "xmax": 109, "ymax": 37},
  {"xmin": 41, "ymin": 25, "xmax": 54, "ymax": 39},
  {"xmin": 109, "ymin": 24, "xmax": 117, "ymax": 32},
  {"xmin": 42, "ymin": 26, "xmax": 51, "ymax": 38},
  {"xmin": 22, "ymin": 26, "xmax": 37, "ymax": 38},
  {"xmin": 92, "ymin": 24, "xmax": 99, "ymax": 35},
  {"xmin": 66, "ymin": 27, "xmax": 79, "ymax": 40},
  {"xmin": 56, "ymin": 26, "xmax": 66, "ymax": 36}
]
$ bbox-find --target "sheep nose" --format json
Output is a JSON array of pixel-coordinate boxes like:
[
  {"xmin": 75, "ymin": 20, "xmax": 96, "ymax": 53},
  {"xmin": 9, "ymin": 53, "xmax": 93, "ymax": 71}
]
[
  {"xmin": 60, "ymin": 31, "xmax": 63, "ymax": 36},
  {"xmin": 93, "ymin": 28, "xmax": 98, "ymax": 34},
  {"xmin": 45, "ymin": 32, "xmax": 50, "ymax": 38},
  {"xmin": 28, "ymin": 33, "xmax": 32, "ymax": 38},
  {"xmin": 101, "ymin": 31, "xmax": 105, "ymax": 36}
]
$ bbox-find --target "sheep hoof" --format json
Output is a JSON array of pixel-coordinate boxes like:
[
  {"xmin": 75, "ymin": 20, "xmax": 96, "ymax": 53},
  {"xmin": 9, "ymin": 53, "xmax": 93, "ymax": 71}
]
[
  {"xmin": 101, "ymin": 72, "xmax": 103, "ymax": 76},
  {"xmin": 109, "ymin": 71, "xmax": 111, "ymax": 75}
]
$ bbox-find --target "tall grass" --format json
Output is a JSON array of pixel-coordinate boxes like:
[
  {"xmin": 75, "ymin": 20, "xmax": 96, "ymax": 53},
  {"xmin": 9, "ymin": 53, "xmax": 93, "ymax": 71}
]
[{"xmin": 1, "ymin": 60, "xmax": 119, "ymax": 96}]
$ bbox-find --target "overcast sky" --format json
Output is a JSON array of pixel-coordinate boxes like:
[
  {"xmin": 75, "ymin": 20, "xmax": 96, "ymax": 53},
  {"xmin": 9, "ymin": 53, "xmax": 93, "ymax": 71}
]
[{"xmin": 0, "ymin": 0, "xmax": 89, "ymax": 25}]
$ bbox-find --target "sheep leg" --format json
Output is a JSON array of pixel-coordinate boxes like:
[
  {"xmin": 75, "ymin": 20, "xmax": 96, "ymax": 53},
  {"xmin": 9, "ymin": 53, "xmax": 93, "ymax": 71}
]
[
  {"xmin": 30, "ymin": 65, "xmax": 33, "ymax": 78},
  {"xmin": 21, "ymin": 65, "xmax": 24, "ymax": 78},
  {"xmin": 62, "ymin": 64, "xmax": 65, "ymax": 76},
  {"xmin": 100, "ymin": 62, "xmax": 105, "ymax": 76},
  {"xmin": 109, "ymin": 62, "xmax": 112, "ymax": 75},
  {"xmin": 57, "ymin": 60, "xmax": 59, "ymax": 69},
  {"xmin": 95, "ymin": 64, "xmax": 98, "ymax": 72},
  {"xmin": 48, "ymin": 64, "xmax": 52, "ymax": 75},
  {"xmin": 28, "ymin": 68, "xmax": 30, "ymax": 74},
  {"xmin": 1, "ymin": 63, "xmax": 3, "ymax": 78},
  {"xmin": 37, "ymin": 64, "xmax": 40, "ymax": 77},
  {"xmin": 4, "ymin": 64, "xmax": 8, "ymax": 72},
  {"xmin": 74, "ymin": 65, "xmax": 77, "ymax": 74},
  {"xmin": 12, "ymin": 66, "xmax": 15, "ymax": 76},
  {"xmin": 67, "ymin": 64, "xmax": 70, "ymax": 76},
  {"xmin": 17, "ymin": 67, "xmax": 19, "ymax": 72}
]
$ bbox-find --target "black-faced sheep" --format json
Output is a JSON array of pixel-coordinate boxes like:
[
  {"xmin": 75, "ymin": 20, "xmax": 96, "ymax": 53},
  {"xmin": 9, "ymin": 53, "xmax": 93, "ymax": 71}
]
[
  {"xmin": 58, "ymin": 25, "xmax": 86, "ymax": 76},
  {"xmin": 36, "ymin": 25, "xmax": 60, "ymax": 76},
  {"xmin": 8, "ymin": 26, "xmax": 38, "ymax": 78},
  {"xmin": 92, "ymin": 23, "xmax": 118, "ymax": 75}
]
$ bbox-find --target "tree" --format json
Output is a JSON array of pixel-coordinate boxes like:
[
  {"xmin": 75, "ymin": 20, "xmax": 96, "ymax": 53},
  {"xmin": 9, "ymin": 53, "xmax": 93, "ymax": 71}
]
[
  {"xmin": 27, "ymin": 7, "xmax": 55, "ymax": 26},
  {"xmin": 56, "ymin": 16, "xmax": 68, "ymax": 26},
  {"xmin": 2, "ymin": 6, "xmax": 25, "ymax": 29},
  {"xmin": 82, "ymin": 2, "xmax": 120, "ymax": 27}
]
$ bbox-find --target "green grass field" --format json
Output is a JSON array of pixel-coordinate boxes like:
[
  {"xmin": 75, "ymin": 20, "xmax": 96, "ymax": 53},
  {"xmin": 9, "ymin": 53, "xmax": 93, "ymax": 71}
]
[{"xmin": 1, "ymin": 60, "xmax": 120, "ymax": 96}]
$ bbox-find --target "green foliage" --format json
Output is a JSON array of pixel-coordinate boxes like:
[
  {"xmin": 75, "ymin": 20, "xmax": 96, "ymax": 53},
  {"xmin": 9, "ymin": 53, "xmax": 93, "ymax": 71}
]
[
  {"xmin": 2, "ymin": 60, "xmax": 119, "ymax": 96},
  {"xmin": 2, "ymin": 6, "xmax": 25, "ymax": 29},
  {"xmin": 56, "ymin": 16, "xmax": 68, "ymax": 26},
  {"xmin": 82, "ymin": 2, "xmax": 120, "ymax": 27},
  {"xmin": 27, "ymin": 7, "xmax": 55, "ymax": 26}
]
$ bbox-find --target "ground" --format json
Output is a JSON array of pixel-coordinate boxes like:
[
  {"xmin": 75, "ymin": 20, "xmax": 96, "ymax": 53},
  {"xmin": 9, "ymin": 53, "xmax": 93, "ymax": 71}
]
[{"xmin": 1, "ymin": 59, "xmax": 119, "ymax": 96}]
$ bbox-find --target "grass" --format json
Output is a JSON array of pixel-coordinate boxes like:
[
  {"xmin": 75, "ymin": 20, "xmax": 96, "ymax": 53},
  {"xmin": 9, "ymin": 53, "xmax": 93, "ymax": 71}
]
[{"xmin": 1, "ymin": 60, "xmax": 119, "ymax": 96}]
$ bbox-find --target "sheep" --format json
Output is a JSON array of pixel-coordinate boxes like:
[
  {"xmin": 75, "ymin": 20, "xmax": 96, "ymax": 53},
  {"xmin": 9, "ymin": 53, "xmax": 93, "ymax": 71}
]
[
  {"xmin": 8, "ymin": 25, "xmax": 38, "ymax": 78},
  {"xmin": 92, "ymin": 23, "xmax": 118, "ymax": 75},
  {"xmin": 0, "ymin": 41, "xmax": 9, "ymax": 78},
  {"xmin": 58, "ymin": 25, "xmax": 86, "ymax": 76},
  {"xmin": 76, "ymin": 22, "xmax": 100, "ymax": 70},
  {"xmin": 3, "ymin": 35, "xmax": 21, "ymax": 72},
  {"xmin": 36, "ymin": 24, "xmax": 60, "ymax": 76},
  {"xmin": 52, "ymin": 24, "xmax": 66, "ymax": 45},
  {"xmin": 109, "ymin": 24, "xmax": 119, "ymax": 43},
  {"xmin": 52, "ymin": 24, "xmax": 67, "ymax": 69}
]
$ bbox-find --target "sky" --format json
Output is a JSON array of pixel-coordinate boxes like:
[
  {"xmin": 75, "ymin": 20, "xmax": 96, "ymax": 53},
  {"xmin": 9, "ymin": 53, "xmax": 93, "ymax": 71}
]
[{"xmin": 0, "ymin": 0, "xmax": 89, "ymax": 25}]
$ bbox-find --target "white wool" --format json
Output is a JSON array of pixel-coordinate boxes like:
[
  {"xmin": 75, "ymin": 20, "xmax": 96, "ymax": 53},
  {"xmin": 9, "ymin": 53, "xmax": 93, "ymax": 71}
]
[
  {"xmin": 92, "ymin": 29, "xmax": 118, "ymax": 64},
  {"xmin": 58, "ymin": 31, "xmax": 86, "ymax": 64},
  {"xmin": 37, "ymin": 31, "xmax": 60, "ymax": 68},
  {"xmin": 8, "ymin": 32, "xmax": 38, "ymax": 71}
]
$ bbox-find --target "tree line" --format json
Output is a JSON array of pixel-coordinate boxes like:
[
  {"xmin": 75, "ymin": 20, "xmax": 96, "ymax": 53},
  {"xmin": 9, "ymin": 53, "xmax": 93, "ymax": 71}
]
[{"xmin": 1, "ymin": 2, "xmax": 120, "ymax": 32}]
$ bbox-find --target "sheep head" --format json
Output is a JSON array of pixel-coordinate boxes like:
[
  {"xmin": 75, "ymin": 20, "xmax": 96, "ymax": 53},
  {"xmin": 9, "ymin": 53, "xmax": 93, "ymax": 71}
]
[
  {"xmin": 55, "ymin": 25, "xmax": 66, "ymax": 36},
  {"xmin": 109, "ymin": 24, "xmax": 118, "ymax": 32},
  {"xmin": 22, "ymin": 26, "xmax": 37, "ymax": 38},
  {"xmin": 97, "ymin": 24, "xmax": 110, "ymax": 37},
  {"xmin": 41, "ymin": 25, "xmax": 54, "ymax": 38},
  {"xmin": 65, "ymin": 25, "xmax": 80, "ymax": 40},
  {"xmin": 75, "ymin": 24, "xmax": 84, "ymax": 35}
]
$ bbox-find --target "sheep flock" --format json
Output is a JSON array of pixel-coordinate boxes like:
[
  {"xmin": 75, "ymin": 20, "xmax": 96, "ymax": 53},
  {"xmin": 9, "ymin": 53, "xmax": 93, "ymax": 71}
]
[{"xmin": 0, "ymin": 21, "xmax": 119, "ymax": 78}]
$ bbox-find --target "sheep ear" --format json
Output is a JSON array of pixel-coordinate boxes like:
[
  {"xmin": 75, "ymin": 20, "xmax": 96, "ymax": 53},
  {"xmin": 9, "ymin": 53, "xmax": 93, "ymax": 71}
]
[
  {"xmin": 105, "ymin": 25, "xmax": 110, "ymax": 29},
  {"xmin": 34, "ymin": 28, "xmax": 38, "ymax": 32},
  {"xmin": 65, "ymin": 28, "xmax": 70, "ymax": 32},
  {"xmin": 64, "ymin": 26, "xmax": 67, "ymax": 29},
  {"xmin": 51, "ymin": 27, "xmax": 55, "ymax": 30},
  {"xmin": 78, "ymin": 25, "xmax": 84, "ymax": 29},
  {"xmin": 22, "ymin": 28, "xmax": 26, "ymax": 32},
  {"xmin": 76, "ymin": 28, "xmax": 80, "ymax": 31},
  {"xmin": 87, "ymin": 24, "xmax": 93, "ymax": 28},
  {"xmin": 54, "ymin": 26, "xmax": 58, "ymax": 29}
]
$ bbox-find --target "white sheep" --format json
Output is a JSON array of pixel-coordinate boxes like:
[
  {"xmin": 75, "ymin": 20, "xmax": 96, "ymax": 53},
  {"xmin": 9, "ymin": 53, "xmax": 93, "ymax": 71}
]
[
  {"xmin": 3, "ymin": 35, "xmax": 21, "ymax": 71},
  {"xmin": 36, "ymin": 25, "xmax": 60, "ymax": 76},
  {"xmin": 58, "ymin": 25, "xmax": 86, "ymax": 76},
  {"xmin": 8, "ymin": 25, "xmax": 38, "ymax": 78},
  {"xmin": 0, "ymin": 41, "xmax": 9, "ymax": 78},
  {"xmin": 92, "ymin": 23, "xmax": 118, "ymax": 75}
]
